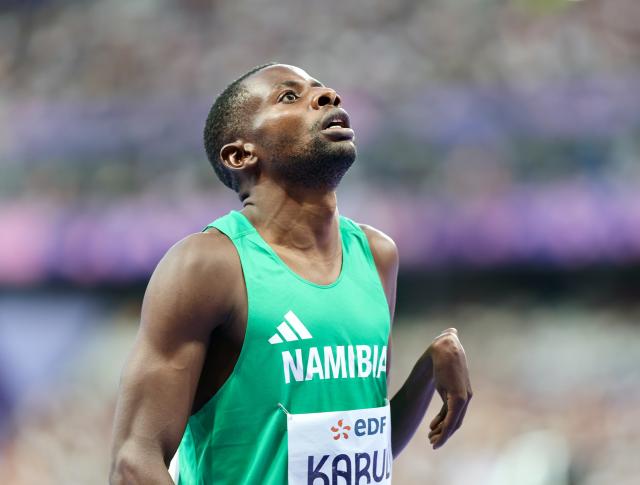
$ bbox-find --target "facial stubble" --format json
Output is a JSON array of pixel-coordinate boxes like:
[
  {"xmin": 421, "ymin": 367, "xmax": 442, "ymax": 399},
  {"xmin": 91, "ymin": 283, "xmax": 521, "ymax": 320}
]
[{"xmin": 268, "ymin": 122, "xmax": 357, "ymax": 191}]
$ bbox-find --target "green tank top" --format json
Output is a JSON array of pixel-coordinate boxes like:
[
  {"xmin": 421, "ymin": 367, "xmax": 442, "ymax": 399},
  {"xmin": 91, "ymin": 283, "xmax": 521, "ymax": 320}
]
[{"xmin": 174, "ymin": 210, "xmax": 391, "ymax": 484}]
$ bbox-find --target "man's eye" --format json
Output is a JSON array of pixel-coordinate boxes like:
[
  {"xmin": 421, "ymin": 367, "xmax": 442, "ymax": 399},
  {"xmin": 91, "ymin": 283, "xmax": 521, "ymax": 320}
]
[{"xmin": 280, "ymin": 91, "xmax": 298, "ymax": 103}]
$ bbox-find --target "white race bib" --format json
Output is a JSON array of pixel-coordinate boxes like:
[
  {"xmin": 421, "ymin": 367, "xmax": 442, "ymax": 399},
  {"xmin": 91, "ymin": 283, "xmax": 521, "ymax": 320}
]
[{"xmin": 287, "ymin": 403, "xmax": 392, "ymax": 485}]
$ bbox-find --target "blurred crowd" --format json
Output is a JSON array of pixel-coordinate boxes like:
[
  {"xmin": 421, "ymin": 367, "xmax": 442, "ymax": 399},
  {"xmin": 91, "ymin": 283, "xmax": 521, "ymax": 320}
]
[
  {"xmin": 3, "ymin": 0, "xmax": 640, "ymax": 185},
  {"xmin": 2, "ymin": 0, "xmax": 639, "ymax": 96},
  {"xmin": 1, "ymin": 1, "xmax": 640, "ymax": 280},
  {"xmin": 2, "ymin": 0, "xmax": 640, "ymax": 282}
]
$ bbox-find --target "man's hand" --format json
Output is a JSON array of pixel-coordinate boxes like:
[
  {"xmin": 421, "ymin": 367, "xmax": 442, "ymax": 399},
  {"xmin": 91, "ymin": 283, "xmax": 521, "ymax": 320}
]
[{"xmin": 427, "ymin": 328, "xmax": 472, "ymax": 450}]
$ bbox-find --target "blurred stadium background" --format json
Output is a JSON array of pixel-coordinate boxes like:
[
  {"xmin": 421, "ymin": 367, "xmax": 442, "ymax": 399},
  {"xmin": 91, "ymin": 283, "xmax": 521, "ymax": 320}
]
[{"xmin": 1, "ymin": 0, "xmax": 640, "ymax": 484}]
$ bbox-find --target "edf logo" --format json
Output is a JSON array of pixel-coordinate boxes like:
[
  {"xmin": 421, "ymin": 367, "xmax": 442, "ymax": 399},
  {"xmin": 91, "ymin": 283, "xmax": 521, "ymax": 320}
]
[
  {"xmin": 354, "ymin": 415, "xmax": 387, "ymax": 437},
  {"xmin": 330, "ymin": 415, "xmax": 387, "ymax": 440}
]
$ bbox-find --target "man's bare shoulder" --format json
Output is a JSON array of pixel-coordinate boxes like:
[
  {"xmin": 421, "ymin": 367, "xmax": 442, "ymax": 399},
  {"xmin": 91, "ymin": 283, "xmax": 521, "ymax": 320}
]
[
  {"xmin": 163, "ymin": 228, "xmax": 238, "ymax": 275},
  {"xmin": 357, "ymin": 223, "xmax": 399, "ymax": 271},
  {"xmin": 356, "ymin": 222, "xmax": 399, "ymax": 319},
  {"xmin": 144, "ymin": 229, "xmax": 241, "ymax": 324}
]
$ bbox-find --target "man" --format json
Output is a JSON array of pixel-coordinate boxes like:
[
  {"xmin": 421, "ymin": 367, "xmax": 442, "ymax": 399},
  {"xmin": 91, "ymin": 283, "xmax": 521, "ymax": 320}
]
[{"xmin": 110, "ymin": 63, "xmax": 472, "ymax": 484}]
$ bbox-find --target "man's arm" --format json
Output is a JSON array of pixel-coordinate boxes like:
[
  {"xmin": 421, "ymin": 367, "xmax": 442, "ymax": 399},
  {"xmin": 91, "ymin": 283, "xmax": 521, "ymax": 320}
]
[
  {"xmin": 361, "ymin": 224, "xmax": 472, "ymax": 458},
  {"xmin": 109, "ymin": 232, "xmax": 238, "ymax": 484}
]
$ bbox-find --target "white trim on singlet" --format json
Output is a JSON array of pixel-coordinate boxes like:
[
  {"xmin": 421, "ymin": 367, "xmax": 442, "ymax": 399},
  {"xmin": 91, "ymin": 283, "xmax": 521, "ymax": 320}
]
[{"xmin": 168, "ymin": 450, "xmax": 179, "ymax": 483}]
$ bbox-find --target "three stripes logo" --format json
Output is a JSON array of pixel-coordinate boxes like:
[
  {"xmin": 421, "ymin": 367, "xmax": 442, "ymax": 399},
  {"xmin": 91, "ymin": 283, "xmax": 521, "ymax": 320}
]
[{"xmin": 268, "ymin": 310, "xmax": 313, "ymax": 344}]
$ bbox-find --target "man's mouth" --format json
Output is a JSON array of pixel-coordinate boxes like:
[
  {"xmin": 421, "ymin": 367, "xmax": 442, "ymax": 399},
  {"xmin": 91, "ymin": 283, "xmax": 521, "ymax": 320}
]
[
  {"xmin": 325, "ymin": 118, "xmax": 348, "ymax": 129},
  {"xmin": 320, "ymin": 110, "xmax": 355, "ymax": 141},
  {"xmin": 321, "ymin": 109, "xmax": 351, "ymax": 130}
]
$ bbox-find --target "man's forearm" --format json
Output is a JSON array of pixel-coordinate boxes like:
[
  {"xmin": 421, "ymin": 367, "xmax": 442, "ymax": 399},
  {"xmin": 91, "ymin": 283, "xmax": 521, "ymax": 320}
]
[{"xmin": 389, "ymin": 352, "xmax": 436, "ymax": 458}]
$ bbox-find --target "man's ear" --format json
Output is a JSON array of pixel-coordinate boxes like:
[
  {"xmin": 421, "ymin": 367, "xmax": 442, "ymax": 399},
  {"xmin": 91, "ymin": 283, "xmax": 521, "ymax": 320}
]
[{"xmin": 220, "ymin": 141, "xmax": 258, "ymax": 172}]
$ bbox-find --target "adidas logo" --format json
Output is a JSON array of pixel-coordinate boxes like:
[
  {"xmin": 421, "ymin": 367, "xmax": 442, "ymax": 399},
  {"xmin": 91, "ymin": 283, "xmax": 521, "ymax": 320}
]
[{"xmin": 268, "ymin": 310, "xmax": 313, "ymax": 344}]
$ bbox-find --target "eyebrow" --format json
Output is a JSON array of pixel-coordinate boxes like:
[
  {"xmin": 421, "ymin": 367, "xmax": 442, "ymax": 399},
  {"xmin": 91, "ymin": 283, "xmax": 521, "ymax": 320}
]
[{"xmin": 274, "ymin": 79, "xmax": 324, "ymax": 90}]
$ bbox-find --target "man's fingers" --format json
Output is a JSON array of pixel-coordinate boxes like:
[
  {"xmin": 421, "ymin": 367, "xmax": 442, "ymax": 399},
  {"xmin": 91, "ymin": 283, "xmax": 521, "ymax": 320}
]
[
  {"xmin": 429, "ymin": 401, "xmax": 447, "ymax": 439},
  {"xmin": 429, "ymin": 413, "xmax": 444, "ymax": 430},
  {"xmin": 429, "ymin": 403, "xmax": 447, "ymax": 429},
  {"xmin": 429, "ymin": 389, "xmax": 447, "ymax": 429},
  {"xmin": 431, "ymin": 394, "xmax": 471, "ymax": 449},
  {"xmin": 428, "ymin": 420, "xmax": 443, "ymax": 439},
  {"xmin": 432, "ymin": 395, "xmax": 465, "ymax": 449},
  {"xmin": 428, "ymin": 421, "xmax": 443, "ymax": 442}
]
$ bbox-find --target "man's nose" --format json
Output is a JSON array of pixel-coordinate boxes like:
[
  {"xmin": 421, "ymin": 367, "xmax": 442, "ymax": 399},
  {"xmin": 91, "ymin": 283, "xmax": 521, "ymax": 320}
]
[{"xmin": 311, "ymin": 88, "xmax": 341, "ymax": 109}]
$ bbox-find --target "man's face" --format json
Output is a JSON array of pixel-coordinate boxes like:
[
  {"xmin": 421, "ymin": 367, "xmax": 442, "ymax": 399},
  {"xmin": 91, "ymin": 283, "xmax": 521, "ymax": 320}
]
[{"xmin": 241, "ymin": 64, "xmax": 357, "ymax": 190}]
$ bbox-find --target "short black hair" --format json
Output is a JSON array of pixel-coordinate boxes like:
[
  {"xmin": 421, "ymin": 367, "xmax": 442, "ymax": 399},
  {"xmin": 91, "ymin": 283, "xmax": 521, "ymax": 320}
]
[{"xmin": 203, "ymin": 62, "xmax": 277, "ymax": 191}]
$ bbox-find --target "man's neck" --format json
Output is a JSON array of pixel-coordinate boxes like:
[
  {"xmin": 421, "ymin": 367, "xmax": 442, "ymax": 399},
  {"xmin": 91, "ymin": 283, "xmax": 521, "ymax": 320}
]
[{"xmin": 241, "ymin": 180, "xmax": 340, "ymax": 255}]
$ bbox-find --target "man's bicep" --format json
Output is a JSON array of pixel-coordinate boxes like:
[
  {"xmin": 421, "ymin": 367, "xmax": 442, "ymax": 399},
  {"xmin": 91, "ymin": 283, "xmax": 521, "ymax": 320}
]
[
  {"xmin": 115, "ymin": 332, "xmax": 207, "ymax": 462},
  {"xmin": 112, "ymin": 234, "xmax": 234, "ymax": 465}
]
